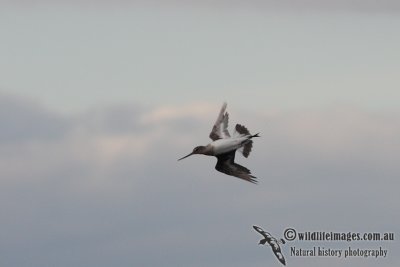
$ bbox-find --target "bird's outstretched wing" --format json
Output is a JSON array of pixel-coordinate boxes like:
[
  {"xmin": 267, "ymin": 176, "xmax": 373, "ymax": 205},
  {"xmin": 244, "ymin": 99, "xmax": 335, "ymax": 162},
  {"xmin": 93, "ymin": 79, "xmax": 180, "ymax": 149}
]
[
  {"xmin": 253, "ymin": 226, "xmax": 272, "ymax": 238},
  {"xmin": 235, "ymin": 124, "xmax": 253, "ymax": 158},
  {"xmin": 271, "ymin": 243, "xmax": 286, "ymax": 265},
  {"xmin": 253, "ymin": 226, "xmax": 286, "ymax": 265},
  {"xmin": 209, "ymin": 102, "xmax": 230, "ymax": 141},
  {"xmin": 215, "ymin": 151, "xmax": 257, "ymax": 184}
]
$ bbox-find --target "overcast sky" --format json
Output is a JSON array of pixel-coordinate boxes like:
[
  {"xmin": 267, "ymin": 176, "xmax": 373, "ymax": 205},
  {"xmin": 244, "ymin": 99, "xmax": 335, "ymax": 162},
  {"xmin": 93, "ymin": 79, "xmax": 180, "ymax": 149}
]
[{"xmin": 0, "ymin": 2, "xmax": 399, "ymax": 267}]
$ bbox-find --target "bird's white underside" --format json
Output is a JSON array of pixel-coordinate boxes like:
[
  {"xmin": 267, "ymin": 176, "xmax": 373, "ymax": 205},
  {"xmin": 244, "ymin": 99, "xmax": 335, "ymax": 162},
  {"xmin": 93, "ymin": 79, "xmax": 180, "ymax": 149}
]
[{"xmin": 210, "ymin": 136, "xmax": 251, "ymax": 155}]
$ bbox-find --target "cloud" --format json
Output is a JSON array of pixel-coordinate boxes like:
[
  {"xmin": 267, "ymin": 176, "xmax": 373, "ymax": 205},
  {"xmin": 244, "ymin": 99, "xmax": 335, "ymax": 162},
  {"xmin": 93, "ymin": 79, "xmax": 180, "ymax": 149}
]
[
  {"xmin": 0, "ymin": 93, "xmax": 69, "ymax": 143},
  {"xmin": 0, "ymin": 95, "xmax": 398, "ymax": 267},
  {"xmin": 2, "ymin": 0, "xmax": 400, "ymax": 14}
]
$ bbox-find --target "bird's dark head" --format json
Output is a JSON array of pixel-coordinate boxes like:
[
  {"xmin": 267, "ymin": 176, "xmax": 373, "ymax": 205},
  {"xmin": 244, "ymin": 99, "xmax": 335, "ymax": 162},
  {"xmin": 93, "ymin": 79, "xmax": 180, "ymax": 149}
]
[
  {"xmin": 192, "ymin": 146, "xmax": 207, "ymax": 154},
  {"xmin": 178, "ymin": 146, "xmax": 207, "ymax": 161}
]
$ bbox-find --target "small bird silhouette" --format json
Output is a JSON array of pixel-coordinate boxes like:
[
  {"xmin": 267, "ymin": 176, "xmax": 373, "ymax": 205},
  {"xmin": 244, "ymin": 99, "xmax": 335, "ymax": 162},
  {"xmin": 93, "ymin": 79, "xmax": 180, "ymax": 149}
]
[
  {"xmin": 178, "ymin": 102, "xmax": 259, "ymax": 183},
  {"xmin": 253, "ymin": 225, "xmax": 286, "ymax": 265}
]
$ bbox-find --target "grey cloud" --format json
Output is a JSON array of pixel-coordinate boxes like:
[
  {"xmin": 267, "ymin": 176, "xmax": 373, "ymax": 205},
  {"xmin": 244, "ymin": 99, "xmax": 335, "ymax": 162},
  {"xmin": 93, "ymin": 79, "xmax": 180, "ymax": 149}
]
[
  {"xmin": 2, "ymin": 0, "xmax": 400, "ymax": 14},
  {"xmin": 259, "ymin": 0, "xmax": 400, "ymax": 14},
  {"xmin": 0, "ymin": 96, "xmax": 398, "ymax": 267},
  {"xmin": 189, "ymin": 0, "xmax": 400, "ymax": 14},
  {"xmin": 0, "ymin": 93, "xmax": 69, "ymax": 143},
  {"xmin": 76, "ymin": 105, "xmax": 146, "ymax": 135},
  {"xmin": 72, "ymin": 103, "xmax": 207, "ymax": 137}
]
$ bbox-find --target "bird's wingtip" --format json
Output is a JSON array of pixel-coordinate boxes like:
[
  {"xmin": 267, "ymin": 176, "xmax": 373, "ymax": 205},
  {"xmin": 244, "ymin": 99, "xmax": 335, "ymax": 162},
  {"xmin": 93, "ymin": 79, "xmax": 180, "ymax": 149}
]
[{"xmin": 249, "ymin": 175, "xmax": 258, "ymax": 184}]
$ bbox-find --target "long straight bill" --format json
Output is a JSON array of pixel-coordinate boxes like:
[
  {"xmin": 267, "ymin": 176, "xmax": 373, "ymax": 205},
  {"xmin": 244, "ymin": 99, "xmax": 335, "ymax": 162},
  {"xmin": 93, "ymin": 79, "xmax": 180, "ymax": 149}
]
[{"xmin": 178, "ymin": 152, "xmax": 194, "ymax": 161}]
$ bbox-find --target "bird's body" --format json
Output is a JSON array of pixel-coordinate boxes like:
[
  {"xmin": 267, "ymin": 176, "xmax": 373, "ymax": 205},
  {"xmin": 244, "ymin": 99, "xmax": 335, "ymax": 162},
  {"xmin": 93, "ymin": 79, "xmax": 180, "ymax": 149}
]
[
  {"xmin": 178, "ymin": 102, "xmax": 259, "ymax": 184},
  {"xmin": 210, "ymin": 136, "xmax": 251, "ymax": 155},
  {"xmin": 253, "ymin": 225, "xmax": 286, "ymax": 266}
]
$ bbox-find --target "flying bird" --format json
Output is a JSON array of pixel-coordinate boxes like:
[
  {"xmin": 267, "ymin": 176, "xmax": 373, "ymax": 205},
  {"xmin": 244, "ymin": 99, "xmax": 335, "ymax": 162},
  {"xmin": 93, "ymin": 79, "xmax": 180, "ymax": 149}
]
[
  {"xmin": 178, "ymin": 102, "xmax": 259, "ymax": 184},
  {"xmin": 253, "ymin": 225, "xmax": 286, "ymax": 266}
]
